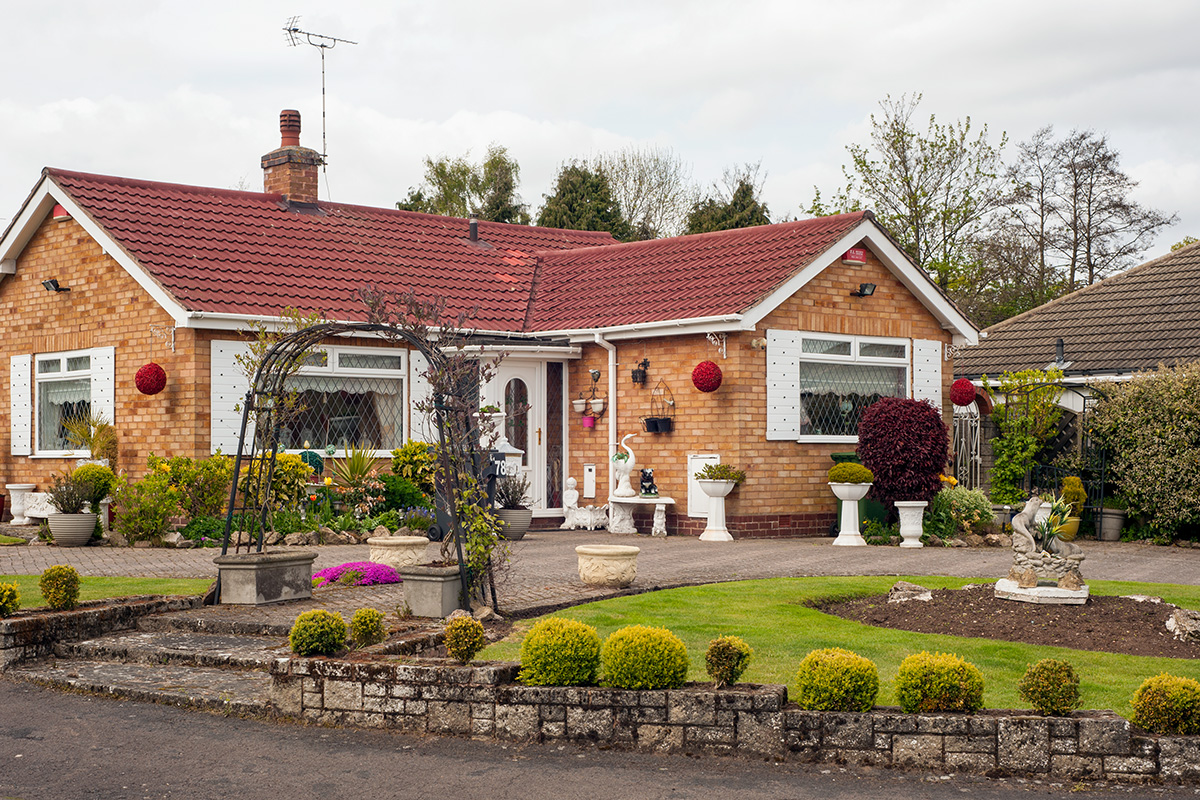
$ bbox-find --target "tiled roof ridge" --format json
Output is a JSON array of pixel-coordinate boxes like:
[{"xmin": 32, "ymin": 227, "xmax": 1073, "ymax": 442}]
[
  {"xmin": 980, "ymin": 243, "xmax": 1200, "ymax": 335},
  {"xmin": 46, "ymin": 167, "xmax": 277, "ymax": 203}
]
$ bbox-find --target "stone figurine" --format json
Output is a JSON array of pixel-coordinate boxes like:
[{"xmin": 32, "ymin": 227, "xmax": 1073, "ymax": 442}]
[
  {"xmin": 612, "ymin": 433, "xmax": 638, "ymax": 497},
  {"xmin": 640, "ymin": 469, "xmax": 658, "ymax": 497},
  {"xmin": 1008, "ymin": 495, "xmax": 1086, "ymax": 589},
  {"xmin": 560, "ymin": 477, "xmax": 608, "ymax": 530}
]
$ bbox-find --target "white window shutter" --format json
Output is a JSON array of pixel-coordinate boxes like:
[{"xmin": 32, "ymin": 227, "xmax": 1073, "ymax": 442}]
[
  {"xmin": 210, "ymin": 340, "xmax": 254, "ymax": 455},
  {"xmin": 90, "ymin": 346, "xmax": 115, "ymax": 423},
  {"xmin": 912, "ymin": 339, "xmax": 943, "ymax": 409},
  {"xmin": 9, "ymin": 354, "xmax": 31, "ymax": 456},
  {"xmin": 765, "ymin": 330, "xmax": 801, "ymax": 440},
  {"xmin": 409, "ymin": 349, "xmax": 436, "ymax": 443}
]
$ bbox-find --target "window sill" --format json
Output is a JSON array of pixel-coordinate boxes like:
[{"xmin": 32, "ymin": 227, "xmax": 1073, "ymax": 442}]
[
  {"xmin": 30, "ymin": 452, "xmax": 89, "ymax": 459},
  {"xmin": 795, "ymin": 436, "xmax": 858, "ymax": 445}
]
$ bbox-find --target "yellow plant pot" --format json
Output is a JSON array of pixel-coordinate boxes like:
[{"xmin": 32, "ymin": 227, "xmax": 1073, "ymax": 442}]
[{"xmin": 1055, "ymin": 516, "xmax": 1081, "ymax": 541}]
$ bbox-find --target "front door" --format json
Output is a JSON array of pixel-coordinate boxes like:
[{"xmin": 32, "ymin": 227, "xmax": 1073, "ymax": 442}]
[{"xmin": 494, "ymin": 361, "xmax": 546, "ymax": 510}]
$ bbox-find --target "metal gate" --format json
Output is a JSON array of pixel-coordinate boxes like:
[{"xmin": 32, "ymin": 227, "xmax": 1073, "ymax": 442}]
[{"xmin": 952, "ymin": 406, "xmax": 981, "ymax": 490}]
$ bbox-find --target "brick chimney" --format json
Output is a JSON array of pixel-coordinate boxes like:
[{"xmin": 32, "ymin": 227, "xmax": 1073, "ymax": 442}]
[{"xmin": 261, "ymin": 109, "xmax": 322, "ymax": 204}]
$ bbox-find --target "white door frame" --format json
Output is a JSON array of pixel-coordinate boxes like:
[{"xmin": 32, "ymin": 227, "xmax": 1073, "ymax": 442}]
[{"xmin": 490, "ymin": 360, "xmax": 547, "ymax": 510}]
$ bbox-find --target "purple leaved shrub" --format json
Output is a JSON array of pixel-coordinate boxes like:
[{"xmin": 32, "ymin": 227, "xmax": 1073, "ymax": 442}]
[
  {"xmin": 313, "ymin": 561, "xmax": 403, "ymax": 588},
  {"xmin": 856, "ymin": 397, "xmax": 949, "ymax": 507}
]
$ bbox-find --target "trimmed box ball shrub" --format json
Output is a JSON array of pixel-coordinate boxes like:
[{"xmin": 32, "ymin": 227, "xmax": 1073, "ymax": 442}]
[
  {"xmin": 349, "ymin": 608, "xmax": 387, "ymax": 648},
  {"xmin": 519, "ymin": 617, "xmax": 602, "ymax": 686},
  {"xmin": 827, "ymin": 462, "xmax": 873, "ymax": 484},
  {"xmin": 857, "ymin": 397, "xmax": 949, "ymax": 506},
  {"xmin": 705, "ymin": 635, "xmax": 753, "ymax": 687},
  {"xmin": 895, "ymin": 651, "xmax": 984, "ymax": 714},
  {"xmin": 289, "ymin": 610, "xmax": 347, "ymax": 656},
  {"xmin": 1131, "ymin": 673, "xmax": 1200, "ymax": 735},
  {"xmin": 1018, "ymin": 658, "xmax": 1081, "ymax": 716},
  {"xmin": 0, "ymin": 582, "xmax": 19, "ymax": 617},
  {"xmin": 601, "ymin": 625, "xmax": 689, "ymax": 690},
  {"xmin": 795, "ymin": 647, "xmax": 879, "ymax": 712},
  {"xmin": 444, "ymin": 613, "xmax": 487, "ymax": 664},
  {"xmin": 39, "ymin": 565, "xmax": 81, "ymax": 611}
]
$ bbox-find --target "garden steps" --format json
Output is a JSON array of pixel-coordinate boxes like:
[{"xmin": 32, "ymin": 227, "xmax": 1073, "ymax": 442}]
[{"xmin": 57, "ymin": 629, "xmax": 290, "ymax": 670}]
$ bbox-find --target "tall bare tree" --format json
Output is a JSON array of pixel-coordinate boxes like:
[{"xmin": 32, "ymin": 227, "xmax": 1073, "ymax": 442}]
[{"xmin": 591, "ymin": 145, "xmax": 698, "ymax": 239}]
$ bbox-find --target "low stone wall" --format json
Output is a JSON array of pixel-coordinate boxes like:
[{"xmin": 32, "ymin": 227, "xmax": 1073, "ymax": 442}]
[
  {"xmin": 0, "ymin": 596, "xmax": 203, "ymax": 669},
  {"xmin": 268, "ymin": 658, "xmax": 1200, "ymax": 783}
]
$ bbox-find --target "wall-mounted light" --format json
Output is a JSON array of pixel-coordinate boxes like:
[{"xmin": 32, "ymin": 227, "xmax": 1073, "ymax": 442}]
[
  {"xmin": 849, "ymin": 283, "xmax": 876, "ymax": 298},
  {"xmin": 631, "ymin": 359, "xmax": 649, "ymax": 386},
  {"xmin": 42, "ymin": 278, "xmax": 70, "ymax": 293}
]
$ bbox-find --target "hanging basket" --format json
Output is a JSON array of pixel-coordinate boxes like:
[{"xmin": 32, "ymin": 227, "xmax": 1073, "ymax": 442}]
[
  {"xmin": 135, "ymin": 362, "xmax": 167, "ymax": 395},
  {"xmin": 692, "ymin": 360, "xmax": 723, "ymax": 393},
  {"xmin": 950, "ymin": 378, "xmax": 977, "ymax": 407}
]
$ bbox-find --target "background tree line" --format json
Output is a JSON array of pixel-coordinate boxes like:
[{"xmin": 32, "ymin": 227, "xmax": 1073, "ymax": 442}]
[{"xmin": 395, "ymin": 95, "xmax": 1178, "ymax": 327}]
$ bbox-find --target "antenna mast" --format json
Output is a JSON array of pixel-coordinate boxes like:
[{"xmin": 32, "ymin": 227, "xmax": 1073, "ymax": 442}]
[{"xmin": 283, "ymin": 16, "xmax": 358, "ymax": 194}]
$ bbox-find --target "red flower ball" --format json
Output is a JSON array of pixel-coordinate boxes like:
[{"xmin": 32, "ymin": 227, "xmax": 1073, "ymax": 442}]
[
  {"xmin": 950, "ymin": 378, "xmax": 977, "ymax": 407},
  {"xmin": 692, "ymin": 360, "xmax": 723, "ymax": 393},
  {"xmin": 135, "ymin": 362, "xmax": 167, "ymax": 395}
]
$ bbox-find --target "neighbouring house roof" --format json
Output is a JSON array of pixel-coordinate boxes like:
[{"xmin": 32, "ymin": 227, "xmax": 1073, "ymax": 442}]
[
  {"xmin": 0, "ymin": 168, "xmax": 978, "ymax": 343},
  {"xmin": 955, "ymin": 241, "xmax": 1200, "ymax": 379}
]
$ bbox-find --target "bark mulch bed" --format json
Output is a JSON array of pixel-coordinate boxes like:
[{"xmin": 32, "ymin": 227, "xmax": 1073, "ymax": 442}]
[{"xmin": 819, "ymin": 583, "xmax": 1200, "ymax": 659}]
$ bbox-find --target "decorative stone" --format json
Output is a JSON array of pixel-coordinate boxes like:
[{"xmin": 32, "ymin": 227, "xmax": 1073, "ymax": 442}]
[
  {"xmin": 214, "ymin": 549, "xmax": 318, "ymax": 605},
  {"xmin": 367, "ymin": 535, "xmax": 430, "ymax": 570},
  {"xmin": 1166, "ymin": 608, "xmax": 1200, "ymax": 642},
  {"xmin": 23, "ymin": 493, "xmax": 56, "ymax": 521},
  {"xmin": 994, "ymin": 578, "xmax": 1089, "ymax": 605},
  {"xmin": 1059, "ymin": 570, "xmax": 1085, "ymax": 591},
  {"xmin": 1009, "ymin": 495, "xmax": 1086, "ymax": 584},
  {"xmin": 888, "ymin": 580, "xmax": 933, "ymax": 603},
  {"xmin": 1018, "ymin": 569, "xmax": 1039, "ymax": 589},
  {"xmin": 576, "ymin": 544, "xmax": 639, "ymax": 588}
]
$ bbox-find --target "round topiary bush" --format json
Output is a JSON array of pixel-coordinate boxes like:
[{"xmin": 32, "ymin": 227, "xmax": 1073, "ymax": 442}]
[
  {"xmin": 827, "ymin": 462, "xmax": 874, "ymax": 484},
  {"xmin": 519, "ymin": 617, "xmax": 602, "ymax": 686},
  {"xmin": 1131, "ymin": 673, "xmax": 1200, "ymax": 735},
  {"xmin": 444, "ymin": 613, "xmax": 487, "ymax": 664},
  {"xmin": 1018, "ymin": 659, "xmax": 1081, "ymax": 716},
  {"xmin": 0, "ymin": 582, "xmax": 19, "ymax": 617},
  {"xmin": 289, "ymin": 609, "xmax": 347, "ymax": 656},
  {"xmin": 349, "ymin": 608, "xmax": 387, "ymax": 648},
  {"xmin": 39, "ymin": 565, "xmax": 81, "ymax": 611},
  {"xmin": 895, "ymin": 651, "xmax": 985, "ymax": 714},
  {"xmin": 794, "ymin": 647, "xmax": 879, "ymax": 711},
  {"xmin": 856, "ymin": 397, "xmax": 950, "ymax": 506},
  {"xmin": 601, "ymin": 625, "xmax": 689, "ymax": 690},
  {"xmin": 705, "ymin": 635, "xmax": 753, "ymax": 687}
]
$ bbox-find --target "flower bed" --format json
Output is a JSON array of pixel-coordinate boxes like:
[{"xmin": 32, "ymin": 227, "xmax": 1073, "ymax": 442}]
[{"xmin": 312, "ymin": 561, "xmax": 402, "ymax": 588}]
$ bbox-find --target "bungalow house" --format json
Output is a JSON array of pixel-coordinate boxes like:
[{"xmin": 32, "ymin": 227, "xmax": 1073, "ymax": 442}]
[{"xmin": 0, "ymin": 111, "xmax": 978, "ymax": 537}]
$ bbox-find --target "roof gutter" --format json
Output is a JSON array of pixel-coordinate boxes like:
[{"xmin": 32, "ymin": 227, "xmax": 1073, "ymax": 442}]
[
  {"xmin": 538, "ymin": 314, "xmax": 746, "ymax": 341},
  {"xmin": 594, "ymin": 332, "xmax": 618, "ymax": 497}
]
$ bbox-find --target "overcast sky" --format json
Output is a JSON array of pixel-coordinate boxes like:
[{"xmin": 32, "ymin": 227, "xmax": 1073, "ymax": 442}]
[{"xmin": 3, "ymin": 1, "xmax": 1197, "ymax": 256}]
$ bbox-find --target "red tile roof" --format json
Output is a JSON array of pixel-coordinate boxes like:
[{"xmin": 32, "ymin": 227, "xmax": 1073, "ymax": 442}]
[
  {"xmin": 48, "ymin": 169, "xmax": 615, "ymax": 330},
  {"xmin": 45, "ymin": 169, "xmax": 871, "ymax": 334},
  {"xmin": 527, "ymin": 213, "xmax": 869, "ymax": 331}
]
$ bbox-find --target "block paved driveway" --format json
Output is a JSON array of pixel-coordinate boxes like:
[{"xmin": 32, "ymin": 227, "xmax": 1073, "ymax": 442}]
[{"xmin": 4, "ymin": 529, "xmax": 1198, "ymax": 617}]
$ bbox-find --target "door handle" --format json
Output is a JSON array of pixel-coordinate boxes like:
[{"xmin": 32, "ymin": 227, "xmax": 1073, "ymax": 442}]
[{"xmin": 537, "ymin": 427, "xmax": 542, "ymax": 445}]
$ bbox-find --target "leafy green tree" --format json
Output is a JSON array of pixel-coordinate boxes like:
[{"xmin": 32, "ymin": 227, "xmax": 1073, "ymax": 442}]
[
  {"xmin": 396, "ymin": 144, "xmax": 530, "ymax": 224},
  {"xmin": 1171, "ymin": 236, "xmax": 1199, "ymax": 251},
  {"xmin": 684, "ymin": 164, "xmax": 771, "ymax": 235},
  {"xmin": 983, "ymin": 368, "xmax": 1063, "ymax": 505},
  {"xmin": 536, "ymin": 162, "xmax": 632, "ymax": 240}
]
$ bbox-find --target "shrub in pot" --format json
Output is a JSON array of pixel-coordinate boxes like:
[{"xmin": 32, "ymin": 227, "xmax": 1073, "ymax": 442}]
[
  {"xmin": 494, "ymin": 473, "xmax": 532, "ymax": 540},
  {"xmin": 47, "ymin": 472, "xmax": 99, "ymax": 547}
]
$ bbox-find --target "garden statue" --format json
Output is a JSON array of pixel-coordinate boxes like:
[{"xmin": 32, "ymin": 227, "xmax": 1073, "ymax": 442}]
[
  {"xmin": 640, "ymin": 468, "xmax": 658, "ymax": 497},
  {"xmin": 612, "ymin": 433, "xmax": 638, "ymax": 497},
  {"xmin": 1006, "ymin": 495, "xmax": 1086, "ymax": 591},
  {"xmin": 560, "ymin": 477, "xmax": 609, "ymax": 530}
]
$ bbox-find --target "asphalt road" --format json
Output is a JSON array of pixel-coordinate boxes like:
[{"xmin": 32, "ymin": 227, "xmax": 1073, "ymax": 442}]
[{"xmin": 1, "ymin": 681, "xmax": 1192, "ymax": 800}]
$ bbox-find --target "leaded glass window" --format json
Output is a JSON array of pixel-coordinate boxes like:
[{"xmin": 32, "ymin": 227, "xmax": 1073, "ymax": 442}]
[{"xmin": 795, "ymin": 334, "xmax": 909, "ymax": 438}]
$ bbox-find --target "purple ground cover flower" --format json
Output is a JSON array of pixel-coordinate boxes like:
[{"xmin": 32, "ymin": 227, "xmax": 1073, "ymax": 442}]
[{"xmin": 312, "ymin": 561, "xmax": 402, "ymax": 587}]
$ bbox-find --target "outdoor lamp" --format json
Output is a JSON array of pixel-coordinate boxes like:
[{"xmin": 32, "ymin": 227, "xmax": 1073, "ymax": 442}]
[
  {"xmin": 42, "ymin": 278, "xmax": 70, "ymax": 293},
  {"xmin": 849, "ymin": 283, "xmax": 876, "ymax": 297}
]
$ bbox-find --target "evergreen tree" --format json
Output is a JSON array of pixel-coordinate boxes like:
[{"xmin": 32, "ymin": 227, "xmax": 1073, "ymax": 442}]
[{"xmin": 536, "ymin": 163, "xmax": 632, "ymax": 240}]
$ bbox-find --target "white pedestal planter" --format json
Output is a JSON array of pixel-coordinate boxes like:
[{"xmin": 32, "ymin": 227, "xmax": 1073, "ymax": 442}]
[
  {"xmin": 576, "ymin": 544, "xmax": 640, "ymax": 588},
  {"xmin": 894, "ymin": 501, "xmax": 928, "ymax": 548},
  {"xmin": 829, "ymin": 483, "xmax": 871, "ymax": 546},
  {"xmin": 5, "ymin": 484, "xmax": 36, "ymax": 525},
  {"xmin": 367, "ymin": 536, "xmax": 431, "ymax": 570},
  {"xmin": 696, "ymin": 479, "xmax": 736, "ymax": 542}
]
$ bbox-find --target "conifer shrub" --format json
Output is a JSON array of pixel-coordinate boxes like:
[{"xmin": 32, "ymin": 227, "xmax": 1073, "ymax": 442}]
[
  {"xmin": 289, "ymin": 610, "xmax": 347, "ymax": 656},
  {"xmin": 1018, "ymin": 659, "xmax": 1081, "ymax": 716},
  {"xmin": 601, "ymin": 625, "xmax": 689, "ymax": 690},
  {"xmin": 794, "ymin": 647, "xmax": 879, "ymax": 712},
  {"xmin": 705, "ymin": 635, "xmax": 753, "ymax": 687},
  {"xmin": 895, "ymin": 651, "xmax": 984, "ymax": 714},
  {"xmin": 1131, "ymin": 673, "xmax": 1200, "ymax": 735},
  {"xmin": 39, "ymin": 565, "xmax": 81, "ymax": 611},
  {"xmin": 349, "ymin": 608, "xmax": 387, "ymax": 648},
  {"xmin": 444, "ymin": 613, "xmax": 487, "ymax": 664},
  {"xmin": 856, "ymin": 397, "xmax": 949, "ymax": 506},
  {"xmin": 519, "ymin": 617, "xmax": 602, "ymax": 686},
  {"xmin": 0, "ymin": 582, "xmax": 19, "ymax": 617}
]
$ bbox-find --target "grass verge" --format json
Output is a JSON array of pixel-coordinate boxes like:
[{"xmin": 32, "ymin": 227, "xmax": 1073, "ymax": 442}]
[
  {"xmin": 0, "ymin": 574, "xmax": 213, "ymax": 609},
  {"xmin": 482, "ymin": 576, "xmax": 1200, "ymax": 716}
]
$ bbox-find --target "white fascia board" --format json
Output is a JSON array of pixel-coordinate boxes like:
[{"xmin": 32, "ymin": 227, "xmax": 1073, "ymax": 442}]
[
  {"xmin": 737, "ymin": 220, "xmax": 980, "ymax": 345},
  {"xmin": 458, "ymin": 344, "xmax": 582, "ymax": 358},
  {"xmin": 539, "ymin": 314, "xmax": 745, "ymax": 344}
]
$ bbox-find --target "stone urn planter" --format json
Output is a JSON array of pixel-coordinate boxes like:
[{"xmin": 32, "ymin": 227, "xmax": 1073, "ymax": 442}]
[
  {"xmin": 1099, "ymin": 508, "xmax": 1125, "ymax": 541},
  {"xmin": 5, "ymin": 484, "xmax": 37, "ymax": 525},
  {"xmin": 829, "ymin": 482, "xmax": 871, "ymax": 546},
  {"xmin": 894, "ymin": 500, "xmax": 928, "ymax": 548},
  {"xmin": 48, "ymin": 512, "xmax": 97, "ymax": 547},
  {"xmin": 696, "ymin": 479, "xmax": 736, "ymax": 542},
  {"xmin": 213, "ymin": 550, "xmax": 318, "ymax": 605},
  {"xmin": 397, "ymin": 563, "xmax": 465, "ymax": 618},
  {"xmin": 367, "ymin": 535, "xmax": 430, "ymax": 570},
  {"xmin": 576, "ymin": 544, "xmax": 639, "ymax": 588}
]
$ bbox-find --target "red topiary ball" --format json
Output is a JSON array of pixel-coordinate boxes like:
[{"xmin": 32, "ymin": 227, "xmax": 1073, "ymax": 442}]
[
  {"xmin": 950, "ymin": 378, "xmax": 977, "ymax": 407},
  {"xmin": 692, "ymin": 361, "xmax": 723, "ymax": 392},
  {"xmin": 135, "ymin": 362, "xmax": 167, "ymax": 395}
]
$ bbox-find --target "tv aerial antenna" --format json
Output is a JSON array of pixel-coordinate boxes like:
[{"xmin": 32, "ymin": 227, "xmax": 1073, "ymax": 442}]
[{"xmin": 283, "ymin": 17, "xmax": 358, "ymax": 188}]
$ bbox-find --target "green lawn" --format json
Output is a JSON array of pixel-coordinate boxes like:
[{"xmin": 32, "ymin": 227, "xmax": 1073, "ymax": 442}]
[
  {"xmin": 483, "ymin": 576, "xmax": 1200, "ymax": 716},
  {"xmin": 0, "ymin": 575, "xmax": 213, "ymax": 609}
]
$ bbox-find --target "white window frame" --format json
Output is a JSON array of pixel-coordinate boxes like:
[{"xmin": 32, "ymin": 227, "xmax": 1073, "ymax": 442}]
[
  {"xmin": 32, "ymin": 348, "xmax": 107, "ymax": 457},
  {"xmin": 795, "ymin": 332, "xmax": 910, "ymax": 444}
]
